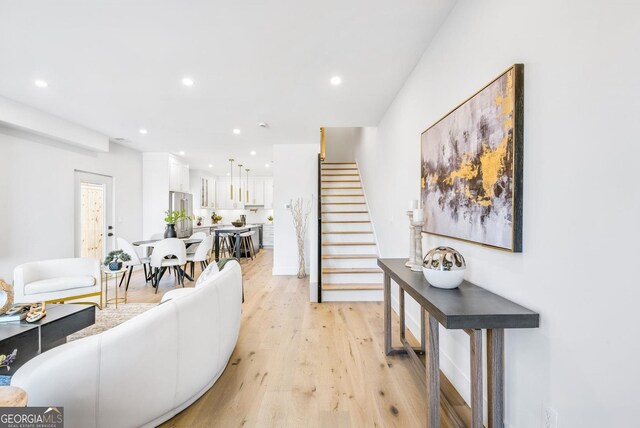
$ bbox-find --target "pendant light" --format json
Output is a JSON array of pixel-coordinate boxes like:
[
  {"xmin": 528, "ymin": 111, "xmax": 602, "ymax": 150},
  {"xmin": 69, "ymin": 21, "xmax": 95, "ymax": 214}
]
[
  {"xmin": 238, "ymin": 164, "xmax": 243, "ymax": 201},
  {"xmin": 245, "ymin": 168, "xmax": 250, "ymax": 203},
  {"xmin": 228, "ymin": 159, "xmax": 234, "ymax": 200}
]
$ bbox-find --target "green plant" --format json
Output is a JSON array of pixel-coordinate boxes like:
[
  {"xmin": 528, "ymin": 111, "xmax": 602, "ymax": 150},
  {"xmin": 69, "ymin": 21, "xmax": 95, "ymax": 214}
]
[
  {"xmin": 103, "ymin": 250, "xmax": 131, "ymax": 266},
  {"xmin": 267, "ymin": 215, "xmax": 274, "ymax": 222},
  {"xmin": 164, "ymin": 209, "xmax": 191, "ymax": 224}
]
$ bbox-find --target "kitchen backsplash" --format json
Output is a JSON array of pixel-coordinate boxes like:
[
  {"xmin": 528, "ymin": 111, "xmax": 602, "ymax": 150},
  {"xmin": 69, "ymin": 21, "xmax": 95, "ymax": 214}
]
[{"xmin": 193, "ymin": 207, "xmax": 274, "ymax": 226}]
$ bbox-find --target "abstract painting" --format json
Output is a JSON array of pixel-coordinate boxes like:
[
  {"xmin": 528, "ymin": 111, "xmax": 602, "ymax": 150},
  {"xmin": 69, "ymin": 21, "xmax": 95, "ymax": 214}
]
[{"xmin": 421, "ymin": 64, "xmax": 523, "ymax": 252}]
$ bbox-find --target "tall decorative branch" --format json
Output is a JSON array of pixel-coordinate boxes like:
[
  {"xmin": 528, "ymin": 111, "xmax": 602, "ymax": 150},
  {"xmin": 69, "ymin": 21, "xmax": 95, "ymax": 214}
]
[{"xmin": 289, "ymin": 197, "xmax": 313, "ymax": 279}]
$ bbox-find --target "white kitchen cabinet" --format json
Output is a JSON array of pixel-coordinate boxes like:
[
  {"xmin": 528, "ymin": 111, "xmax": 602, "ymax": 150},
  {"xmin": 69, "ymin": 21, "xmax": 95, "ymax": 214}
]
[
  {"xmin": 262, "ymin": 224, "xmax": 274, "ymax": 247},
  {"xmin": 247, "ymin": 178, "xmax": 265, "ymax": 206},
  {"xmin": 199, "ymin": 176, "xmax": 216, "ymax": 208},
  {"xmin": 263, "ymin": 178, "xmax": 273, "ymax": 209},
  {"xmin": 215, "ymin": 177, "xmax": 244, "ymax": 209},
  {"xmin": 169, "ymin": 157, "xmax": 190, "ymax": 192}
]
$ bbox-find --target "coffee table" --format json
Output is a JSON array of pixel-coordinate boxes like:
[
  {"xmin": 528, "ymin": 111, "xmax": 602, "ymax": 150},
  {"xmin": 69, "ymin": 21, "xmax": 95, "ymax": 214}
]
[{"xmin": 0, "ymin": 304, "xmax": 95, "ymax": 375}]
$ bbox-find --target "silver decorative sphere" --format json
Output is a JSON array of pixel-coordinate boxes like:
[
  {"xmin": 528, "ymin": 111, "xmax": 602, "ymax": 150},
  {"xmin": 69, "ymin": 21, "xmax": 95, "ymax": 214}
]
[
  {"xmin": 423, "ymin": 246, "xmax": 466, "ymax": 271},
  {"xmin": 422, "ymin": 247, "xmax": 466, "ymax": 289}
]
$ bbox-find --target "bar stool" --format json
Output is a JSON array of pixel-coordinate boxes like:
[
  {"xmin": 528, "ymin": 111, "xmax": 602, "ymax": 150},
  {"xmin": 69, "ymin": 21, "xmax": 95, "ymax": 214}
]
[
  {"xmin": 219, "ymin": 233, "xmax": 232, "ymax": 258},
  {"xmin": 239, "ymin": 231, "xmax": 256, "ymax": 261}
]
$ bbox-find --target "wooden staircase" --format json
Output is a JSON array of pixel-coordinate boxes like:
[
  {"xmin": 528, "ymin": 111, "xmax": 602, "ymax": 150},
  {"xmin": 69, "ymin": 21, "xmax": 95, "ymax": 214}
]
[{"xmin": 320, "ymin": 161, "xmax": 383, "ymax": 302}]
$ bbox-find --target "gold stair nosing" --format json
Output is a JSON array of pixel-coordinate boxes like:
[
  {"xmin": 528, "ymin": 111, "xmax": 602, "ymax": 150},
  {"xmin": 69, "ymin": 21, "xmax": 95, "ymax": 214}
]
[{"xmin": 322, "ymin": 220, "xmax": 371, "ymax": 223}]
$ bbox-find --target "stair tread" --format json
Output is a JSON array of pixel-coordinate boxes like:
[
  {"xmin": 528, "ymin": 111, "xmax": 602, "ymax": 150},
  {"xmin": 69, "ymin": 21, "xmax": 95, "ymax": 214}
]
[
  {"xmin": 322, "ymin": 202, "xmax": 366, "ymax": 205},
  {"xmin": 322, "ymin": 231, "xmax": 372, "ymax": 234},
  {"xmin": 322, "ymin": 283, "xmax": 383, "ymax": 291},
  {"xmin": 321, "ymin": 168, "xmax": 358, "ymax": 170},
  {"xmin": 321, "ymin": 180, "xmax": 361, "ymax": 183},
  {"xmin": 322, "ymin": 242, "xmax": 376, "ymax": 246},
  {"xmin": 323, "ymin": 268, "xmax": 382, "ymax": 274},
  {"xmin": 321, "ymin": 174, "xmax": 359, "ymax": 177},
  {"xmin": 322, "ymin": 194, "xmax": 364, "ymax": 197},
  {"xmin": 321, "ymin": 187, "xmax": 363, "ymax": 189},
  {"xmin": 321, "ymin": 211, "xmax": 368, "ymax": 213},
  {"xmin": 322, "ymin": 254, "xmax": 378, "ymax": 259},
  {"xmin": 322, "ymin": 162, "xmax": 356, "ymax": 165},
  {"xmin": 322, "ymin": 220, "xmax": 371, "ymax": 223}
]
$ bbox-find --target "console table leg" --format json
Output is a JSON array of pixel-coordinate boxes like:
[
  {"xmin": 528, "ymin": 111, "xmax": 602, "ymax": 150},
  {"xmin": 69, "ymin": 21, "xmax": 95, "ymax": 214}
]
[
  {"xmin": 470, "ymin": 329, "xmax": 483, "ymax": 428},
  {"xmin": 399, "ymin": 288, "xmax": 406, "ymax": 342},
  {"xmin": 384, "ymin": 273, "xmax": 392, "ymax": 355},
  {"xmin": 427, "ymin": 313, "xmax": 440, "ymax": 428},
  {"xmin": 488, "ymin": 328, "xmax": 505, "ymax": 428}
]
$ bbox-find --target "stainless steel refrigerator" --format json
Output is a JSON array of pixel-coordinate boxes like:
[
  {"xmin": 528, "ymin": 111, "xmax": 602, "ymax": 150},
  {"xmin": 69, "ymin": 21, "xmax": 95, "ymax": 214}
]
[{"xmin": 169, "ymin": 191, "xmax": 193, "ymax": 238}]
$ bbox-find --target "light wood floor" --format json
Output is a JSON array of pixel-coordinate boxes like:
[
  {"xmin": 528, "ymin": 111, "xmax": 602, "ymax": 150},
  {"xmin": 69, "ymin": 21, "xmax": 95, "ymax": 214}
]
[{"xmin": 121, "ymin": 249, "xmax": 468, "ymax": 427}]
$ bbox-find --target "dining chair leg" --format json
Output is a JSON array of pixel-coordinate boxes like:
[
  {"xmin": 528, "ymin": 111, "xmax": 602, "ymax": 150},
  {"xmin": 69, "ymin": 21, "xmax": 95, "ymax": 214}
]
[
  {"xmin": 143, "ymin": 264, "xmax": 148, "ymax": 283},
  {"xmin": 125, "ymin": 266, "xmax": 133, "ymax": 291},
  {"xmin": 191, "ymin": 261, "xmax": 195, "ymax": 278},
  {"xmin": 248, "ymin": 236, "xmax": 255, "ymax": 260},
  {"xmin": 154, "ymin": 268, "xmax": 160, "ymax": 293},
  {"xmin": 119, "ymin": 270, "xmax": 126, "ymax": 287}
]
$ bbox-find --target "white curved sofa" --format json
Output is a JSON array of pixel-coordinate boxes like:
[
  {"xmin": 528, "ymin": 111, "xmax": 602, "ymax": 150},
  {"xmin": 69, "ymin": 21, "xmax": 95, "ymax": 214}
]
[
  {"xmin": 11, "ymin": 260, "xmax": 243, "ymax": 428},
  {"xmin": 13, "ymin": 258, "xmax": 101, "ymax": 305}
]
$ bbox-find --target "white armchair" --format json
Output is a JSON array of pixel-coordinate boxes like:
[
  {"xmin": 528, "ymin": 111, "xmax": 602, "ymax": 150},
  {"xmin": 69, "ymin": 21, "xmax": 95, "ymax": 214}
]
[{"xmin": 13, "ymin": 258, "xmax": 101, "ymax": 306}]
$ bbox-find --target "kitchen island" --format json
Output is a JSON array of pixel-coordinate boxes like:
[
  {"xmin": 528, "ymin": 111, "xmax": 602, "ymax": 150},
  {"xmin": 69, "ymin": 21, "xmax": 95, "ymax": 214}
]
[{"xmin": 211, "ymin": 224, "xmax": 263, "ymax": 261}]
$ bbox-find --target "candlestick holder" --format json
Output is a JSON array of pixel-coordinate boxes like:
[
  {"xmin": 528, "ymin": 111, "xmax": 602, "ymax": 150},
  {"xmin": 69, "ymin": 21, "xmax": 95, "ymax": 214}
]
[
  {"xmin": 406, "ymin": 211, "xmax": 415, "ymax": 268},
  {"xmin": 410, "ymin": 219, "xmax": 424, "ymax": 272}
]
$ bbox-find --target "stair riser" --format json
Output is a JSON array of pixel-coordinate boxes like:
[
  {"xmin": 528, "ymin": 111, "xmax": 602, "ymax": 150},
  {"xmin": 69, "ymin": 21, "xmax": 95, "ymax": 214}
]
[
  {"xmin": 321, "ymin": 169, "xmax": 358, "ymax": 174},
  {"xmin": 321, "ymin": 289, "xmax": 383, "ymax": 302},
  {"xmin": 321, "ymin": 204, "xmax": 367, "ymax": 211},
  {"xmin": 322, "ymin": 258, "xmax": 379, "ymax": 269},
  {"xmin": 321, "ymin": 245, "xmax": 378, "ymax": 255},
  {"xmin": 322, "ymin": 188, "xmax": 363, "ymax": 195},
  {"xmin": 322, "ymin": 213, "xmax": 370, "ymax": 221},
  {"xmin": 322, "ymin": 223, "xmax": 372, "ymax": 232},
  {"xmin": 322, "ymin": 273, "xmax": 384, "ymax": 283},
  {"xmin": 322, "ymin": 196, "xmax": 365, "ymax": 204},
  {"xmin": 322, "ymin": 234, "xmax": 374, "ymax": 243}
]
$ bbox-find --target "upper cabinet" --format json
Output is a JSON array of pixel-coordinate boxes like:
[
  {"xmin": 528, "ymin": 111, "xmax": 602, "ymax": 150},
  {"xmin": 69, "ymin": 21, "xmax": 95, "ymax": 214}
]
[
  {"xmin": 169, "ymin": 156, "xmax": 190, "ymax": 192},
  {"xmin": 215, "ymin": 177, "xmax": 244, "ymax": 209},
  {"xmin": 190, "ymin": 171, "xmax": 216, "ymax": 209}
]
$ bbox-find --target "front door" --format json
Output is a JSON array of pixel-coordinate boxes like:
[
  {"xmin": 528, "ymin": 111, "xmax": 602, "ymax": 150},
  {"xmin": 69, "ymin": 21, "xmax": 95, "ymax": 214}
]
[{"xmin": 74, "ymin": 171, "xmax": 114, "ymax": 262}]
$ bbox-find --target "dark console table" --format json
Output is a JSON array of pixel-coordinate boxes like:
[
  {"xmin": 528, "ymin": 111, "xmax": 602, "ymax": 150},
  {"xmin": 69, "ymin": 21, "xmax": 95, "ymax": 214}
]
[
  {"xmin": 0, "ymin": 304, "xmax": 95, "ymax": 375},
  {"xmin": 378, "ymin": 258, "xmax": 539, "ymax": 428}
]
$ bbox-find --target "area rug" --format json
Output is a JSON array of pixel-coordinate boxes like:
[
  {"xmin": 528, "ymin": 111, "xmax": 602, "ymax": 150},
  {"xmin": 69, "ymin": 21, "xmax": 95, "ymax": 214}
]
[{"xmin": 67, "ymin": 303, "xmax": 157, "ymax": 342}]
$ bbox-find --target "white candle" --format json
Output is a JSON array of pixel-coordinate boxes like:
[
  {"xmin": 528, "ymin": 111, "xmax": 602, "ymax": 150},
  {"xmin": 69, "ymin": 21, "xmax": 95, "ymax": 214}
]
[
  {"xmin": 413, "ymin": 208, "xmax": 423, "ymax": 223},
  {"xmin": 409, "ymin": 199, "xmax": 418, "ymax": 210}
]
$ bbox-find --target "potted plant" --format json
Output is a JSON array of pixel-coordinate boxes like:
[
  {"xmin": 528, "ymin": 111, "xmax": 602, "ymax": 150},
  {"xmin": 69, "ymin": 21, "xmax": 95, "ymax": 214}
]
[
  {"xmin": 104, "ymin": 250, "xmax": 131, "ymax": 271},
  {"xmin": 196, "ymin": 216, "xmax": 203, "ymax": 226},
  {"xmin": 267, "ymin": 215, "xmax": 274, "ymax": 223},
  {"xmin": 212, "ymin": 214, "xmax": 222, "ymax": 224},
  {"xmin": 164, "ymin": 209, "xmax": 191, "ymax": 238}
]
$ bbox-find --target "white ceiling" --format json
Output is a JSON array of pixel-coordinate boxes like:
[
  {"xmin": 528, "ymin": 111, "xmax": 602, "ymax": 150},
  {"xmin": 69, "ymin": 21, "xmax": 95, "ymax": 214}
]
[{"xmin": 0, "ymin": 0, "xmax": 455, "ymax": 176}]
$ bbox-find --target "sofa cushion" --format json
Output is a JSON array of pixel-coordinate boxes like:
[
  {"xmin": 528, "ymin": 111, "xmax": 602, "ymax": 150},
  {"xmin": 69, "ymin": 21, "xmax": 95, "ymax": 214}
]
[{"xmin": 24, "ymin": 276, "xmax": 96, "ymax": 295}]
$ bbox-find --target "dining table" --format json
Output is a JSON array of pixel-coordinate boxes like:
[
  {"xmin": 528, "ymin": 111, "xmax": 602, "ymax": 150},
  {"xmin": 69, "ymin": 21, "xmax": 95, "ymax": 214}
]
[{"xmin": 132, "ymin": 237, "xmax": 203, "ymax": 283}]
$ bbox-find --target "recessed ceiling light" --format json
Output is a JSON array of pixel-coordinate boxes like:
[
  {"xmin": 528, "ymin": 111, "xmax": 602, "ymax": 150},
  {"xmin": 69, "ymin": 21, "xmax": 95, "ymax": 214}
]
[
  {"xmin": 34, "ymin": 79, "xmax": 48, "ymax": 88},
  {"xmin": 265, "ymin": 163, "xmax": 270, "ymax": 168},
  {"xmin": 250, "ymin": 150, "xmax": 256, "ymax": 156},
  {"xmin": 139, "ymin": 129, "xmax": 148, "ymax": 135},
  {"xmin": 182, "ymin": 77, "xmax": 194, "ymax": 87},
  {"xmin": 208, "ymin": 164, "xmax": 213, "ymax": 168},
  {"xmin": 226, "ymin": 172, "xmax": 230, "ymax": 176},
  {"xmin": 233, "ymin": 129, "xmax": 241, "ymax": 135},
  {"xmin": 330, "ymin": 76, "xmax": 342, "ymax": 86},
  {"xmin": 179, "ymin": 151, "xmax": 185, "ymax": 155}
]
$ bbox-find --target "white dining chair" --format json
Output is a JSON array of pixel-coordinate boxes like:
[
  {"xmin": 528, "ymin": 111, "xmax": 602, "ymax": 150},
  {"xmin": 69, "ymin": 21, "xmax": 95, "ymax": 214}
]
[
  {"xmin": 117, "ymin": 237, "xmax": 151, "ymax": 289},
  {"xmin": 186, "ymin": 231, "xmax": 208, "ymax": 255},
  {"xmin": 185, "ymin": 235, "xmax": 214, "ymax": 278},
  {"xmin": 150, "ymin": 238, "xmax": 187, "ymax": 294}
]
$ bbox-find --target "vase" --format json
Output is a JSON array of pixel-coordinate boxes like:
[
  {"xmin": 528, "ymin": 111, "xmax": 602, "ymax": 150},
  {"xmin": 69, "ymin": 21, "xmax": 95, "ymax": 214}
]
[
  {"xmin": 297, "ymin": 251, "xmax": 307, "ymax": 279},
  {"xmin": 422, "ymin": 246, "xmax": 466, "ymax": 289},
  {"xmin": 164, "ymin": 224, "xmax": 177, "ymax": 238},
  {"xmin": 109, "ymin": 261, "xmax": 123, "ymax": 271}
]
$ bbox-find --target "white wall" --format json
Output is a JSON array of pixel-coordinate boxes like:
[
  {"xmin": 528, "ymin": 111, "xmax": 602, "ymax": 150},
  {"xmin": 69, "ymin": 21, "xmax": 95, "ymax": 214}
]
[
  {"xmin": 272, "ymin": 144, "xmax": 319, "ymax": 297},
  {"xmin": 0, "ymin": 125, "xmax": 142, "ymax": 280},
  {"xmin": 324, "ymin": 127, "xmax": 358, "ymax": 161},
  {"xmin": 354, "ymin": 0, "xmax": 640, "ymax": 426}
]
